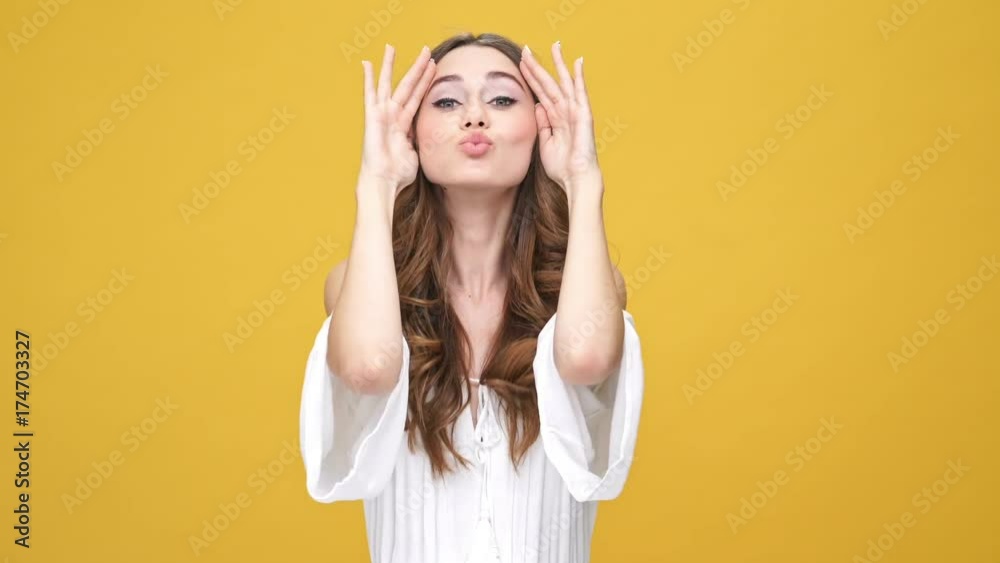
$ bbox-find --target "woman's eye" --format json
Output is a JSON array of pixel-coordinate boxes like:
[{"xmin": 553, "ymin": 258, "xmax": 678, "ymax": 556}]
[
  {"xmin": 432, "ymin": 98, "xmax": 459, "ymax": 109},
  {"xmin": 431, "ymin": 96, "xmax": 516, "ymax": 109}
]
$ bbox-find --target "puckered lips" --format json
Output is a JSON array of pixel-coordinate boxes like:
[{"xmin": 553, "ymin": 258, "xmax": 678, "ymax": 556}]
[{"xmin": 458, "ymin": 132, "xmax": 493, "ymax": 157}]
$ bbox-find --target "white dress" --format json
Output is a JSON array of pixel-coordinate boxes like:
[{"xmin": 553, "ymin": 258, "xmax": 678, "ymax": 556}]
[{"xmin": 298, "ymin": 310, "xmax": 644, "ymax": 563}]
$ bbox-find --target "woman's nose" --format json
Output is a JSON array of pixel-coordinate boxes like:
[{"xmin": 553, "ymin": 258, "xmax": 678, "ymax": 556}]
[{"xmin": 462, "ymin": 102, "xmax": 488, "ymax": 128}]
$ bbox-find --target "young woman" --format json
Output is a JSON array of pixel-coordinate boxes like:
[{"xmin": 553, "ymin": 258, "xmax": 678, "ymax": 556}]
[{"xmin": 298, "ymin": 32, "xmax": 645, "ymax": 563}]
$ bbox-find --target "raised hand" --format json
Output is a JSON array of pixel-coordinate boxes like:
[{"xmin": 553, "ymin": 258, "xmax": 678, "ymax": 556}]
[
  {"xmin": 519, "ymin": 42, "xmax": 601, "ymax": 194},
  {"xmin": 359, "ymin": 44, "xmax": 437, "ymax": 198}
]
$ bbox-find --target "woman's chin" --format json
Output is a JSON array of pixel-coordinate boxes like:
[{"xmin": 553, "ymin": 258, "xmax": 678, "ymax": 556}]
[{"xmin": 431, "ymin": 171, "xmax": 515, "ymax": 192}]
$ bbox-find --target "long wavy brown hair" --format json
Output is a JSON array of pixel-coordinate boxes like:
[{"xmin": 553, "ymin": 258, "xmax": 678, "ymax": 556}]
[{"xmin": 392, "ymin": 32, "xmax": 569, "ymax": 478}]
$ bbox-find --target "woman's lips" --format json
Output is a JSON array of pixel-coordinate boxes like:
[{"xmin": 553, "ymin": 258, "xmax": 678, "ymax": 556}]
[{"xmin": 459, "ymin": 142, "xmax": 492, "ymax": 157}]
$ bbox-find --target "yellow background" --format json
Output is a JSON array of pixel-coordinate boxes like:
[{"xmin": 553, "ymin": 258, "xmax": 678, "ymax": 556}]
[{"xmin": 2, "ymin": 0, "xmax": 997, "ymax": 561}]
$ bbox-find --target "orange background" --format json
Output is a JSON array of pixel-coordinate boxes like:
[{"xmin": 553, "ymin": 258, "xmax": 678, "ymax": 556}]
[{"xmin": 2, "ymin": 0, "xmax": 997, "ymax": 561}]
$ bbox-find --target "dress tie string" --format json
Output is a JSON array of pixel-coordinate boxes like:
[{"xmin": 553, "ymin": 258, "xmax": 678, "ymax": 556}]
[{"xmin": 465, "ymin": 379, "xmax": 502, "ymax": 563}]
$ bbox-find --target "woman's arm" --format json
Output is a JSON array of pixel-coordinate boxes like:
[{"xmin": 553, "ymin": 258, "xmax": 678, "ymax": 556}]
[
  {"xmin": 553, "ymin": 174, "xmax": 626, "ymax": 387},
  {"xmin": 518, "ymin": 42, "xmax": 627, "ymax": 386},
  {"xmin": 326, "ymin": 181, "xmax": 403, "ymax": 395},
  {"xmin": 326, "ymin": 44, "xmax": 436, "ymax": 395},
  {"xmin": 303, "ymin": 183, "xmax": 414, "ymax": 501}
]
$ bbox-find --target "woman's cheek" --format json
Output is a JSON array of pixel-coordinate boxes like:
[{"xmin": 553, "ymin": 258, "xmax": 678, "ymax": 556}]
[
  {"xmin": 511, "ymin": 111, "xmax": 537, "ymax": 146},
  {"xmin": 415, "ymin": 117, "xmax": 448, "ymax": 173},
  {"xmin": 507, "ymin": 118, "xmax": 537, "ymax": 163}
]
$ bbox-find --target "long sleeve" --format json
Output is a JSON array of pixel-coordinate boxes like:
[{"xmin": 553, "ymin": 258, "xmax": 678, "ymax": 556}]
[
  {"xmin": 298, "ymin": 314, "xmax": 410, "ymax": 503},
  {"xmin": 532, "ymin": 309, "xmax": 645, "ymax": 502}
]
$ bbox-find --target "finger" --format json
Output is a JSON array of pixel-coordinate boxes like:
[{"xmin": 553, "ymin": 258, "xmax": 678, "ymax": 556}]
[
  {"xmin": 550, "ymin": 41, "xmax": 576, "ymax": 101},
  {"xmin": 521, "ymin": 46, "xmax": 565, "ymax": 109},
  {"xmin": 573, "ymin": 57, "xmax": 590, "ymax": 108},
  {"xmin": 401, "ymin": 58, "xmax": 436, "ymax": 122},
  {"xmin": 362, "ymin": 60, "xmax": 375, "ymax": 110},
  {"xmin": 535, "ymin": 102, "xmax": 552, "ymax": 144},
  {"xmin": 377, "ymin": 43, "xmax": 395, "ymax": 102},
  {"xmin": 518, "ymin": 58, "xmax": 548, "ymax": 105},
  {"xmin": 520, "ymin": 58, "xmax": 562, "ymax": 128},
  {"xmin": 391, "ymin": 46, "xmax": 432, "ymax": 106}
]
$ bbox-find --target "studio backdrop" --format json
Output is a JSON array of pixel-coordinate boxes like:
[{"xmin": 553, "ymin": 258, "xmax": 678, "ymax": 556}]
[{"xmin": 2, "ymin": 0, "xmax": 996, "ymax": 561}]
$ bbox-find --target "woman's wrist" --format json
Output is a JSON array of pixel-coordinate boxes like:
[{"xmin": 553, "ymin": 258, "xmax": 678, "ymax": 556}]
[
  {"xmin": 564, "ymin": 171, "xmax": 605, "ymax": 211},
  {"xmin": 355, "ymin": 173, "xmax": 397, "ymax": 226}
]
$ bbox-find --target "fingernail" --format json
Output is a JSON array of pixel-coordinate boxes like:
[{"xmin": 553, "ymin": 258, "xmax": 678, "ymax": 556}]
[
  {"xmin": 524, "ymin": 45, "xmax": 531, "ymax": 54},
  {"xmin": 555, "ymin": 40, "xmax": 561, "ymax": 49}
]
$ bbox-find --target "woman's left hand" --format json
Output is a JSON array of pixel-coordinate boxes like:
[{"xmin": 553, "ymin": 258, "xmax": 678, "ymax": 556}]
[{"xmin": 520, "ymin": 42, "xmax": 602, "ymax": 194}]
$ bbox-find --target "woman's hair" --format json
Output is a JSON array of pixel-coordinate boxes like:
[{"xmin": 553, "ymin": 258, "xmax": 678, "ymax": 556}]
[{"xmin": 393, "ymin": 32, "xmax": 570, "ymax": 478}]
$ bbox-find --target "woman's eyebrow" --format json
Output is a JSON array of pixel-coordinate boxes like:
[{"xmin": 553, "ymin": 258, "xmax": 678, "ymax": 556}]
[{"xmin": 429, "ymin": 71, "xmax": 527, "ymax": 93}]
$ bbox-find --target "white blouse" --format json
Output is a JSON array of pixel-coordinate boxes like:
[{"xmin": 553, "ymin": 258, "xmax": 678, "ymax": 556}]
[{"xmin": 298, "ymin": 310, "xmax": 644, "ymax": 563}]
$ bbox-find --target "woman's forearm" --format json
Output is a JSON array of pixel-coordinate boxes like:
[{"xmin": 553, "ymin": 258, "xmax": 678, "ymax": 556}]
[
  {"xmin": 553, "ymin": 174, "xmax": 625, "ymax": 386},
  {"xmin": 327, "ymin": 173, "xmax": 404, "ymax": 394}
]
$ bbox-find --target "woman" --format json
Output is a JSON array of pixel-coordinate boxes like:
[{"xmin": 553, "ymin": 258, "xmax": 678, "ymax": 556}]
[{"xmin": 299, "ymin": 32, "xmax": 645, "ymax": 563}]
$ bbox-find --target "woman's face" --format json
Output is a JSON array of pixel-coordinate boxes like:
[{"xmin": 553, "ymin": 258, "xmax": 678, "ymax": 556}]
[{"xmin": 414, "ymin": 45, "xmax": 537, "ymax": 191}]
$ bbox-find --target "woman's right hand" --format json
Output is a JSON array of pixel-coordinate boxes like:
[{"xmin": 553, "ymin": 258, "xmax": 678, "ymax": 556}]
[{"xmin": 359, "ymin": 44, "xmax": 436, "ymax": 199}]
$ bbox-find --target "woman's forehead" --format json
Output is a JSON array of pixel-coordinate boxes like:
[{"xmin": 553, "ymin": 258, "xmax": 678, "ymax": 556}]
[
  {"xmin": 431, "ymin": 46, "xmax": 527, "ymax": 92},
  {"xmin": 435, "ymin": 46, "xmax": 519, "ymax": 77}
]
